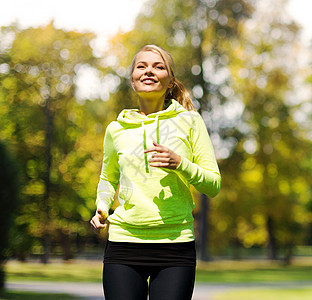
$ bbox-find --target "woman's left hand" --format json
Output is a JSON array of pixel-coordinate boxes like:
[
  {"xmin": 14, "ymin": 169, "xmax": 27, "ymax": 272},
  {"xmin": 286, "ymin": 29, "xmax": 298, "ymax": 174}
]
[{"xmin": 144, "ymin": 141, "xmax": 181, "ymax": 170}]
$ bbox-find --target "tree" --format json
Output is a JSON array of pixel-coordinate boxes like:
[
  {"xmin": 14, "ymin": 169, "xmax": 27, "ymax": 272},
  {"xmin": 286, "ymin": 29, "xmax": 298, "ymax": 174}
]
[
  {"xmin": 0, "ymin": 22, "xmax": 104, "ymax": 261},
  {"xmin": 212, "ymin": 0, "xmax": 312, "ymax": 261},
  {"xmin": 0, "ymin": 142, "xmax": 20, "ymax": 290}
]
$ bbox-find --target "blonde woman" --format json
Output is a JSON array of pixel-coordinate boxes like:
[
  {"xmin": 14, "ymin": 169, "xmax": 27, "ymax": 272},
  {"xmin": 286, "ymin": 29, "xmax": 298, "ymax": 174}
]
[{"xmin": 90, "ymin": 45, "xmax": 221, "ymax": 300}]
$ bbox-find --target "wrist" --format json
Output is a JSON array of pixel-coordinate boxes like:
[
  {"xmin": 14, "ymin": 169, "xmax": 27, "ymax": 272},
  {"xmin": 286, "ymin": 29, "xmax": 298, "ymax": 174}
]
[{"xmin": 176, "ymin": 155, "xmax": 182, "ymax": 169}]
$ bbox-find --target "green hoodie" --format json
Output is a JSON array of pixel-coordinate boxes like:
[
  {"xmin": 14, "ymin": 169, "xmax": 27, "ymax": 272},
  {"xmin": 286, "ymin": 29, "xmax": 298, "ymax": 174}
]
[{"xmin": 96, "ymin": 99, "xmax": 221, "ymax": 243}]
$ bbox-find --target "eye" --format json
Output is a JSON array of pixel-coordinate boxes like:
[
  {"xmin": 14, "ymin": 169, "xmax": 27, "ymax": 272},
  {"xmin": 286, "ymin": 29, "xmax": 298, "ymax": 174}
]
[{"xmin": 156, "ymin": 65, "xmax": 165, "ymax": 70}]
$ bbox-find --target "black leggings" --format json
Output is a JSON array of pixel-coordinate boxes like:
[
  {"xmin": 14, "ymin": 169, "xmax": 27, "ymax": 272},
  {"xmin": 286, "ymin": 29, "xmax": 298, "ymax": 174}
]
[{"xmin": 103, "ymin": 263, "xmax": 195, "ymax": 300}]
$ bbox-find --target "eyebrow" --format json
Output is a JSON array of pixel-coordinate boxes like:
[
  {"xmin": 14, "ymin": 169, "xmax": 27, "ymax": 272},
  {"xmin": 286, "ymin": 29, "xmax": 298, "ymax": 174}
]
[{"xmin": 136, "ymin": 61, "xmax": 165, "ymax": 65}]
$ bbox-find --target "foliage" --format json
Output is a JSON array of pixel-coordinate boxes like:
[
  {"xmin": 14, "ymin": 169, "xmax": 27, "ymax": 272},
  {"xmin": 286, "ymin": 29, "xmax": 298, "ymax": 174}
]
[
  {"xmin": 0, "ymin": 23, "xmax": 108, "ymax": 260},
  {"xmin": 0, "ymin": 0, "xmax": 311, "ymax": 261},
  {"xmin": 212, "ymin": 1, "xmax": 312, "ymax": 259}
]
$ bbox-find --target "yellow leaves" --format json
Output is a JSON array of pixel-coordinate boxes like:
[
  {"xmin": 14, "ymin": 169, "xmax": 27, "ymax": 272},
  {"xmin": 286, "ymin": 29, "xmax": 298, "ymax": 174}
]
[
  {"xmin": 22, "ymin": 179, "xmax": 45, "ymax": 195},
  {"xmin": 78, "ymin": 205, "xmax": 92, "ymax": 222},
  {"xmin": 278, "ymin": 177, "xmax": 308, "ymax": 197},
  {"xmin": 293, "ymin": 177, "xmax": 309, "ymax": 195},
  {"xmin": 216, "ymin": 219, "xmax": 228, "ymax": 232},
  {"xmin": 278, "ymin": 179, "xmax": 290, "ymax": 195},
  {"xmin": 2, "ymin": 77, "xmax": 17, "ymax": 90},
  {"xmin": 58, "ymin": 163, "xmax": 68, "ymax": 174},
  {"xmin": 241, "ymin": 157, "xmax": 264, "ymax": 185},
  {"xmin": 267, "ymin": 117, "xmax": 279, "ymax": 129},
  {"xmin": 242, "ymin": 157, "xmax": 257, "ymax": 169},
  {"xmin": 267, "ymin": 163, "xmax": 278, "ymax": 178},
  {"xmin": 293, "ymin": 205, "xmax": 309, "ymax": 224},
  {"xmin": 237, "ymin": 216, "xmax": 267, "ymax": 248},
  {"xmin": 24, "ymin": 130, "xmax": 45, "ymax": 148},
  {"xmin": 75, "ymin": 159, "xmax": 99, "ymax": 187}
]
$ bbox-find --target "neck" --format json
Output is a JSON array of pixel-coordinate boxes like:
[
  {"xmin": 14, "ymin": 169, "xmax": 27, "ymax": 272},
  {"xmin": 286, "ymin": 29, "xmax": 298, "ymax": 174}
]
[{"xmin": 138, "ymin": 96, "xmax": 165, "ymax": 115}]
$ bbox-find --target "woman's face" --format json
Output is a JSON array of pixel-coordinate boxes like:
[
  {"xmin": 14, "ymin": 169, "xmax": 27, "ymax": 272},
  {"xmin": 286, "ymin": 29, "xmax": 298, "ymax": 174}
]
[{"xmin": 131, "ymin": 51, "xmax": 172, "ymax": 99}]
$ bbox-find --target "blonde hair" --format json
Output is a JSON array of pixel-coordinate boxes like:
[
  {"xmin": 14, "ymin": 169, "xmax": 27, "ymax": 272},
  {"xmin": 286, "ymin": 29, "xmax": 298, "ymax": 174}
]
[{"xmin": 130, "ymin": 45, "xmax": 196, "ymax": 112}]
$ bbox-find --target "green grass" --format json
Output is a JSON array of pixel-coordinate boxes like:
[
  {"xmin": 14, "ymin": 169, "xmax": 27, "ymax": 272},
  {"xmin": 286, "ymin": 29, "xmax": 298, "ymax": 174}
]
[
  {"xmin": 214, "ymin": 288, "xmax": 312, "ymax": 300},
  {"xmin": 196, "ymin": 257, "xmax": 312, "ymax": 283},
  {"xmin": 5, "ymin": 257, "xmax": 312, "ymax": 284},
  {"xmin": 0, "ymin": 290, "xmax": 82, "ymax": 300},
  {"xmin": 5, "ymin": 260, "xmax": 102, "ymax": 283}
]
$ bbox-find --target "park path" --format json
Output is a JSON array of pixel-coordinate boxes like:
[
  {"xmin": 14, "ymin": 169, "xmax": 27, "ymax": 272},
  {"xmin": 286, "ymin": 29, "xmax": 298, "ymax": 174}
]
[{"xmin": 6, "ymin": 280, "xmax": 312, "ymax": 300}]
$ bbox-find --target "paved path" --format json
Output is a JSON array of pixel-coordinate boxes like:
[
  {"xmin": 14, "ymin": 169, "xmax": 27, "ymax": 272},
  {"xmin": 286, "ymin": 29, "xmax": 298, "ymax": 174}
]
[{"xmin": 6, "ymin": 280, "xmax": 312, "ymax": 300}]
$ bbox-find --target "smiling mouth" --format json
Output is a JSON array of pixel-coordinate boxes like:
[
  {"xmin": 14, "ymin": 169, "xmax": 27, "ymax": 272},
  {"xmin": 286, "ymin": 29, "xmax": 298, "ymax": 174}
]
[{"xmin": 141, "ymin": 78, "xmax": 157, "ymax": 84}]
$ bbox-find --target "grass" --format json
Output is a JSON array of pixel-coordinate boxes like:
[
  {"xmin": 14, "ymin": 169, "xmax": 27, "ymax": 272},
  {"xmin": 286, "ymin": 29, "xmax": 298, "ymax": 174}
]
[
  {"xmin": 0, "ymin": 290, "xmax": 82, "ymax": 300},
  {"xmin": 4, "ymin": 257, "xmax": 312, "ymax": 284},
  {"xmin": 195, "ymin": 257, "xmax": 312, "ymax": 283},
  {"xmin": 214, "ymin": 288, "xmax": 312, "ymax": 300},
  {"xmin": 5, "ymin": 259, "xmax": 102, "ymax": 283}
]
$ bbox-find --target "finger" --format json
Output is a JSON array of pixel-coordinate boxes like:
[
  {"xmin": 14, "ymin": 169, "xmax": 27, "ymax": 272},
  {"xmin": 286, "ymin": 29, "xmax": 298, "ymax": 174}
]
[
  {"xmin": 150, "ymin": 161, "xmax": 170, "ymax": 167},
  {"xmin": 144, "ymin": 146, "xmax": 167, "ymax": 153},
  {"xmin": 91, "ymin": 216, "xmax": 106, "ymax": 228},
  {"xmin": 99, "ymin": 223, "xmax": 108, "ymax": 232},
  {"xmin": 144, "ymin": 146, "xmax": 161, "ymax": 153},
  {"xmin": 97, "ymin": 208, "xmax": 108, "ymax": 217},
  {"xmin": 149, "ymin": 157, "xmax": 170, "ymax": 163},
  {"xmin": 152, "ymin": 141, "xmax": 160, "ymax": 147},
  {"xmin": 151, "ymin": 152, "xmax": 169, "ymax": 158},
  {"xmin": 91, "ymin": 223, "xmax": 107, "ymax": 235}
]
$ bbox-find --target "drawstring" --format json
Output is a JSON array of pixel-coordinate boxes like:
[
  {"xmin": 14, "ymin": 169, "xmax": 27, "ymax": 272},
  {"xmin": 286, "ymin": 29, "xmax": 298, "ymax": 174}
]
[
  {"xmin": 155, "ymin": 113, "xmax": 160, "ymax": 144},
  {"xmin": 142, "ymin": 115, "xmax": 160, "ymax": 173},
  {"xmin": 142, "ymin": 121, "xmax": 149, "ymax": 173}
]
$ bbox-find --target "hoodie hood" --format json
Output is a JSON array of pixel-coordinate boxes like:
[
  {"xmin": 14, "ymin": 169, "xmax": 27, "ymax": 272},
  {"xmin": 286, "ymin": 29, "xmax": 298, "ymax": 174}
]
[
  {"xmin": 117, "ymin": 99, "xmax": 187, "ymax": 126},
  {"xmin": 116, "ymin": 99, "xmax": 187, "ymax": 173}
]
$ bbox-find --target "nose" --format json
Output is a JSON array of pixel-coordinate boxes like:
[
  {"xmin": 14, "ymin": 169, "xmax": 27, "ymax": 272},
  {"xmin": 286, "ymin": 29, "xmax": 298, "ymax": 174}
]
[{"xmin": 145, "ymin": 65, "xmax": 154, "ymax": 75}]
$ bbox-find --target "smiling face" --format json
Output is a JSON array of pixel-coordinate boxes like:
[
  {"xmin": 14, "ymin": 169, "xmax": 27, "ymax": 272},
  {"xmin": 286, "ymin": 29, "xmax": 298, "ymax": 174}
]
[{"xmin": 131, "ymin": 50, "xmax": 172, "ymax": 100}]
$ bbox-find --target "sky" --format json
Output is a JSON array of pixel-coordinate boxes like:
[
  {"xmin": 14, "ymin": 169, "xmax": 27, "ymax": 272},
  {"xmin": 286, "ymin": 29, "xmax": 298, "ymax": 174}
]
[{"xmin": 0, "ymin": 0, "xmax": 311, "ymax": 46}]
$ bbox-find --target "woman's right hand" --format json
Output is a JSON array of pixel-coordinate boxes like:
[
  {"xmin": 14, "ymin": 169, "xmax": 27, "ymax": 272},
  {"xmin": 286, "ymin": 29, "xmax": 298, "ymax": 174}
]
[{"xmin": 90, "ymin": 208, "xmax": 109, "ymax": 234}]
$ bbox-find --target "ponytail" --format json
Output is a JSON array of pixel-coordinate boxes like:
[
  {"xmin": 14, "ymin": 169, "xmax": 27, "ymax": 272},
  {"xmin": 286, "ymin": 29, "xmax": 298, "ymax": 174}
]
[{"xmin": 165, "ymin": 78, "xmax": 196, "ymax": 111}]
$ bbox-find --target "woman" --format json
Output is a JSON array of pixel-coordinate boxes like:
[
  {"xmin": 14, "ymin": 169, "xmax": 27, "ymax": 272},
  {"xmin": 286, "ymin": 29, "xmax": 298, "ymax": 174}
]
[{"xmin": 90, "ymin": 45, "xmax": 221, "ymax": 300}]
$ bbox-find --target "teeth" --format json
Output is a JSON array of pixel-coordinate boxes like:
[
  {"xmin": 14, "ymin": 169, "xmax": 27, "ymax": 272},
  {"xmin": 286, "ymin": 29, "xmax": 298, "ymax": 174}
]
[{"xmin": 143, "ymin": 79, "xmax": 155, "ymax": 83}]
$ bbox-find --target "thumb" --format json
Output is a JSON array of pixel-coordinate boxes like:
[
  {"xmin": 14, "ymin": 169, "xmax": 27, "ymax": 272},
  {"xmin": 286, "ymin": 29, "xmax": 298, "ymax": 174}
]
[{"xmin": 97, "ymin": 208, "xmax": 108, "ymax": 221}]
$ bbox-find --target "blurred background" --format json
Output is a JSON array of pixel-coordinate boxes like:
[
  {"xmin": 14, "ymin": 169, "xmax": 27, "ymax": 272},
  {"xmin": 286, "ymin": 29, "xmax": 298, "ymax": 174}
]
[{"xmin": 0, "ymin": 0, "xmax": 311, "ymax": 287}]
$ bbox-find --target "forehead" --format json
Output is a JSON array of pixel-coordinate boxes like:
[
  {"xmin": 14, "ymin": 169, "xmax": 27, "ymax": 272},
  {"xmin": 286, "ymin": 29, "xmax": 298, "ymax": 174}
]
[{"xmin": 135, "ymin": 50, "xmax": 165, "ymax": 64}]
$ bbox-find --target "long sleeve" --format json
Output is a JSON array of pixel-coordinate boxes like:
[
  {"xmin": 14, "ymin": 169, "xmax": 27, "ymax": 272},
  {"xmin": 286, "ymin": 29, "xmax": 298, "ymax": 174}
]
[
  {"xmin": 96, "ymin": 123, "xmax": 120, "ymax": 212},
  {"xmin": 174, "ymin": 113, "xmax": 221, "ymax": 197}
]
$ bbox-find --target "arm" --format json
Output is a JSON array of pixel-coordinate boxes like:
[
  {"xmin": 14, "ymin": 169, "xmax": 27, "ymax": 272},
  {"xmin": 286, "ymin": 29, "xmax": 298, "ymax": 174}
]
[
  {"xmin": 175, "ymin": 113, "xmax": 221, "ymax": 197},
  {"xmin": 91, "ymin": 123, "xmax": 120, "ymax": 232},
  {"xmin": 96, "ymin": 123, "xmax": 120, "ymax": 212},
  {"xmin": 145, "ymin": 114, "xmax": 221, "ymax": 198}
]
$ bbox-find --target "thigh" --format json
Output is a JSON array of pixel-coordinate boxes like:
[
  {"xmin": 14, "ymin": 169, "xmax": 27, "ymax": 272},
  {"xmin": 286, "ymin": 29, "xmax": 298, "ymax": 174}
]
[
  {"xmin": 103, "ymin": 263, "xmax": 148, "ymax": 300},
  {"xmin": 149, "ymin": 266, "xmax": 196, "ymax": 300}
]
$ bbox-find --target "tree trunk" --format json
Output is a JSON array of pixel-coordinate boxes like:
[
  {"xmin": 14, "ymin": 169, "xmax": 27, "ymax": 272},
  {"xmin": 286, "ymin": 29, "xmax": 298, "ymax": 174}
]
[
  {"xmin": 266, "ymin": 215, "xmax": 278, "ymax": 260},
  {"xmin": 282, "ymin": 243, "xmax": 293, "ymax": 265},
  {"xmin": 0, "ymin": 265, "xmax": 5, "ymax": 291},
  {"xmin": 199, "ymin": 193, "xmax": 210, "ymax": 261},
  {"xmin": 59, "ymin": 230, "xmax": 73, "ymax": 261},
  {"xmin": 41, "ymin": 89, "xmax": 54, "ymax": 264}
]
